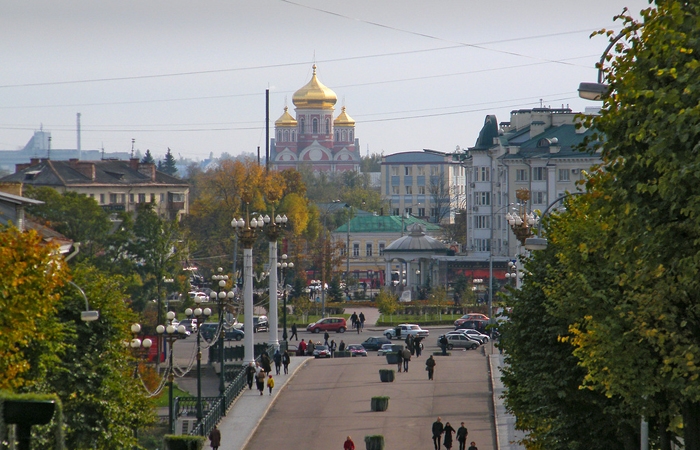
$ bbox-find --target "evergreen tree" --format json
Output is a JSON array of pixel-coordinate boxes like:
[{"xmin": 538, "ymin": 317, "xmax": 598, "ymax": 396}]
[
  {"xmin": 160, "ymin": 147, "xmax": 178, "ymax": 176},
  {"xmin": 140, "ymin": 149, "xmax": 155, "ymax": 164}
]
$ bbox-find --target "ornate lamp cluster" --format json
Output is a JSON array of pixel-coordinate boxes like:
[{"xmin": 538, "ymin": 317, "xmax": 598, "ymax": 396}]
[
  {"xmin": 209, "ymin": 268, "xmax": 236, "ymax": 395},
  {"xmin": 278, "ymin": 254, "xmax": 294, "ymax": 342},
  {"xmin": 506, "ymin": 188, "xmax": 539, "ymax": 245},
  {"xmin": 156, "ymin": 311, "xmax": 187, "ymax": 434}
]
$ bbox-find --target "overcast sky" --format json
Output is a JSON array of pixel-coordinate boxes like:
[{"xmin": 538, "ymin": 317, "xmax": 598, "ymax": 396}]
[{"xmin": 0, "ymin": 0, "xmax": 650, "ymax": 161}]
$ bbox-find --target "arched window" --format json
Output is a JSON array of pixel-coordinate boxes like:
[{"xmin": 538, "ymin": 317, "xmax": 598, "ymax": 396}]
[
  {"xmin": 335, "ymin": 131, "xmax": 340, "ymax": 141},
  {"xmin": 342, "ymin": 130, "xmax": 347, "ymax": 141},
  {"xmin": 312, "ymin": 118, "xmax": 318, "ymax": 134},
  {"xmin": 292, "ymin": 131, "xmax": 296, "ymax": 141},
  {"xmin": 284, "ymin": 130, "xmax": 289, "ymax": 142},
  {"xmin": 325, "ymin": 119, "xmax": 330, "ymax": 134},
  {"xmin": 349, "ymin": 130, "xmax": 354, "ymax": 141},
  {"xmin": 277, "ymin": 131, "xmax": 282, "ymax": 141},
  {"xmin": 299, "ymin": 118, "xmax": 305, "ymax": 134}
]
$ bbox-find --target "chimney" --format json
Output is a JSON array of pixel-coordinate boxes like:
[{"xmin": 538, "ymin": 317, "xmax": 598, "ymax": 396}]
[
  {"xmin": 71, "ymin": 161, "xmax": 96, "ymax": 180},
  {"xmin": 0, "ymin": 182, "xmax": 23, "ymax": 196},
  {"xmin": 129, "ymin": 158, "xmax": 140, "ymax": 170},
  {"xmin": 138, "ymin": 163, "xmax": 156, "ymax": 181}
]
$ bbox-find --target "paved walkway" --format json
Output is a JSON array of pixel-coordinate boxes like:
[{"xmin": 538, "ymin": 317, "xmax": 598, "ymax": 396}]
[{"xmin": 489, "ymin": 353, "xmax": 526, "ymax": 450}]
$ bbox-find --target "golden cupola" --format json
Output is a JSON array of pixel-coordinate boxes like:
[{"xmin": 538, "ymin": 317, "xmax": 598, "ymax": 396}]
[
  {"xmin": 333, "ymin": 106, "xmax": 355, "ymax": 126},
  {"xmin": 292, "ymin": 64, "xmax": 337, "ymax": 110},
  {"xmin": 275, "ymin": 106, "xmax": 297, "ymax": 127}
]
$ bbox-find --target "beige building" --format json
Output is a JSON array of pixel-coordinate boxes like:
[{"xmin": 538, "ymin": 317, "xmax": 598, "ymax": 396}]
[{"xmin": 1, "ymin": 157, "xmax": 189, "ymax": 220}]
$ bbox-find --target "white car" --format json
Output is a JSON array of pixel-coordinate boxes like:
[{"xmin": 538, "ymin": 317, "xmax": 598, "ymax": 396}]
[
  {"xmin": 377, "ymin": 344, "xmax": 394, "ymax": 356},
  {"xmin": 384, "ymin": 324, "xmax": 429, "ymax": 340},
  {"xmin": 188, "ymin": 291, "xmax": 208, "ymax": 303}
]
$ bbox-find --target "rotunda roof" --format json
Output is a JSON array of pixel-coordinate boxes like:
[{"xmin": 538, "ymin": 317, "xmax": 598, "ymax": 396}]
[
  {"xmin": 333, "ymin": 106, "xmax": 355, "ymax": 126},
  {"xmin": 385, "ymin": 224, "xmax": 448, "ymax": 252},
  {"xmin": 292, "ymin": 65, "xmax": 337, "ymax": 110},
  {"xmin": 275, "ymin": 106, "xmax": 297, "ymax": 127}
]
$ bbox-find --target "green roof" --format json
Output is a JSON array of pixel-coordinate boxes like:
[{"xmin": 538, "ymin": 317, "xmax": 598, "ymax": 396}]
[{"xmin": 334, "ymin": 215, "xmax": 441, "ymax": 234}]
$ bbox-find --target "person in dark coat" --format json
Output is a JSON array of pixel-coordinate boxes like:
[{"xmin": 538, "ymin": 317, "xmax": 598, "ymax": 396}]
[
  {"xmin": 323, "ymin": 331, "xmax": 330, "ymax": 346},
  {"xmin": 432, "ymin": 417, "xmax": 444, "ymax": 450},
  {"xmin": 443, "ymin": 422, "xmax": 456, "ymax": 449},
  {"xmin": 338, "ymin": 340, "xmax": 346, "ymax": 352},
  {"xmin": 439, "ymin": 335, "xmax": 449, "ymax": 355},
  {"xmin": 273, "ymin": 349, "xmax": 282, "ymax": 375},
  {"xmin": 396, "ymin": 347, "xmax": 404, "ymax": 372},
  {"xmin": 330, "ymin": 339, "xmax": 337, "ymax": 357},
  {"xmin": 260, "ymin": 352, "xmax": 272, "ymax": 373},
  {"xmin": 350, "ymin": 311, "xmax": 358, "ymax": 329},
  {"xmin": 307, "ymin": 340, "xmax": 315, "ymax": 356},
  {"xmin": 359, "ymin": 312, "xmax": 366, "ymax": 331},
  {"xmin": 255, "ymin": 368, "xmax": 266, "ymax": 395},
  {"xmin": 208, "ymin": 425, "xmax": 221, "ymax": 449},
  {"xmin": 245, "ymin": 362, "xmax": 256, "ymax": 389},
  {"xmin": 402, "ymin": 347, "xmax": 411, "ymax": 372},
  {"xmin": 426, "ymin": 355, "xmax": 436, "ymax": 380},
  {"xmin": 290, "ymin": 323, "xmax": 298, "ymax": 340},
  {"xmin": 456, "ymin": 422, "xmax": 468, "ymax": 450},
  {"xmin": 282, "ymin": 351, "xmax": 290, "ymax": 374},
  {"xmin": 414, "ymin": 336, "xmax": 424, "ymax": 357}
]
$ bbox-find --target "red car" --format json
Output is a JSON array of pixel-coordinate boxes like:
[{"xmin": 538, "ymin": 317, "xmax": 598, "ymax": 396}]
[
  {"xmin": 454, "ymin": 313, "xmax": 489, "ymax": 327},
  {"xmin": 307, "ymin": 317, "xmax": 347, "ymax": 333}
]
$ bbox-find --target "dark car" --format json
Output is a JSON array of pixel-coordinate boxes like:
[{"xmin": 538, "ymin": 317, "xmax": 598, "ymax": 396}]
[
  {"xmin": 361, "ymin": 336, "xmax": 391, "ymax": 351},
  {"xmin": 199, "ymin": 323, "xmax": 244, "ymax": 342},
  {"xmin": 455, "ymin": 319, "xmax": 489, "ymax": 333},
  {"xmin": 241, "ymin": 315, "xmax": 269, "ymax": 333}
]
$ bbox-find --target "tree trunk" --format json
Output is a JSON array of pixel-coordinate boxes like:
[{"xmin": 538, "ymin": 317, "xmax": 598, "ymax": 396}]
[
  {"xmin": 683, "ymin": 400, "xmax": 700, "ymax": 450},
  {"xmin": 658, "ymin": 418, "xmax": 671, "ymax": 450}
]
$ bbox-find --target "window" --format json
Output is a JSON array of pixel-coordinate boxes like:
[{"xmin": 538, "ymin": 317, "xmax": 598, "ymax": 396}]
[
  {"xmin": 379, "ymin": 242, "xmax": 386, "ymax": 255},
  {"xmin": 392, "ymin": 186, "xmax": 400, "ymax": 195},
  {"xmin": 325, "ymin": 119, "xmax": 330, "ymax": 134},
  {"xmin": 474, "ymin": 215, "xmax": 491, "ymax": 229},
  {"xmin": 312, "ymin": 118, "xmax": 318, "ymax": 134},
  {"xmin": 475, "ymin": 192, "xmax": 491, "ymax": 206},
  {"xmin": 349, "ymin": 130, "xmax": 353, "ymax": 140},
  {"xmin": 558, "ymin": 169, "xmax": 570, "ymax": 181},
  {"xmin": 392, "ymin": 208, "xmax": 399, "ymax": 216},
  {"xmin": 477, "ymin": 167, "xmax": 490, "ymax": 181},
  {"xmin": 430, "ymin": 166, "xmax": 439, "ymax": 176},
  {"xmin": 405, "ymin": 166, "xmax": 413, "ymax": 176},
  {"xmin": 475, "ymin": 239, "xmax": 491, "ymax": 252},
  {"xmin": 339, "ymin": 244, "xmax": 346, "ymax": 257},
  {"xmin": 335, "ymin": 130, "xmax": 340, "ymax": 141},
  {"xmin": 109, "ymin": 193, "xmax": 117, "ymax": 204},
  {"xmin": 99, "ymin": 194, "xmax": 105, "ymax": 204},
  {"xmin": 418, "ymin": 208, "xmax": 425, "ymax": 217},
  {"xmin": 532, "ymin": 191, "xmax": 547, "ymax": 205},
  {"xmin": 353, "ymin": 243, "xmax": 360, "ymax": 257},
  {"xmin": 391, "ymin": 167, "xmax": 399, "ymax": 176},
  {"xmin": 516, "ymin": 169, "xmax": 528, "ymax": 181},
  {"xmin": 366, "ymin": 243, "xmax": 373, "ymax": 257},
  {"xmin": 89, "ymin": 193, "xmax": 94, "ymax": 199},
  {"xmin": 277, "ymin": 131, "xmax": 282, "ymax": 141},
  {"xmin": 299, "ymin": 118, "xmax": 305, "ymax": 133},
  {"xmin": 150, "ymin": 194, "xmax": 156, "ymax": 203},
  {"xmin": 405, "ymin": 185, "xmax": 412, "ymax": 195},
  {"xmin": 418, "ymin": 186, "xmax": 425, "ymax": 195},
  {"xmin": 160, "ymin": 193, "xmax": 165, "ymax": 202},
  {"xmin": 417, "ymin": 167, "xmax": 425, "ymax": 176},
  {"xmin": 138, "ymin": 193, "xmax": 146, "ymax": 203},
  {"xmin": 129, "ymin": 193, "xmax": 134, "ymax": 202},
  {"xmin": 430, "ymin": 207, "xmax": 439, "ymax": 219},
  {"xmin": 404, "ymin": 208, "xmax": 412, "ymax": 216},
  {"xmin": 533, "ymin": 167, "xmax": 547, "ymax": 181}
]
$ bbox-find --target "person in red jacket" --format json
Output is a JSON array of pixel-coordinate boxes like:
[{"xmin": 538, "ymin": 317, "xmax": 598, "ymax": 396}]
[{"xmin": 343, "ymin": 436, "xmax": 355, "ymax": 450}]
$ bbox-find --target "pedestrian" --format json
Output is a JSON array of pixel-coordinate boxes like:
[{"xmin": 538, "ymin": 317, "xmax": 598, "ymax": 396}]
[
  {"xmin": 273, "ymin": 349, "xmax": 282, "ymax": 375},
  {"xmin": 261, "ymin": 352, "xmax": 272, "ymax": 373},
  {"xmin": 298, "ymin": 339, "xmax": 307, "ymax": 356},
  {"xmin": 402, "ymin": 347, "xmax": 411, "ymax": 372},
  {"xmin": 343, "ymin": 435, "xmax": 355, "ymax": 450},
  {"xmin": 245, "ymin": 362, "xmax": 256, "ymax": 389},
  {"xmin": 359, "ymin": 312, "xmax": 365, "ymax": 331},
  {"xmin": 414, "ymin": 336, "xmax": 423, "ymax": 357},
  {"xmin": 208, "ymin": 424, "xmax": 221, "ymax": 450},
  {"xmin": 338, "ymin": 340, "xmax": 346, "ymax": 352},
  {"xmin": 439, "ymin": 335, "xmax": 448, "ymax": 355},
  {"xmin": 267, "ymin": 374, "xmax": 275, "ymax": 395},
  {"xmin": 307, "ymin": 340, "xmax": 315, "ymax": 356},
  {"xmin": 426, "ymin": 355, "xmax": 436, "ymax": 380},
  {"xmin": 396, "ymin": 346, "xmax": 404, "ymax": 372},
  {"xmin": 467, "ymin": 442, "xmax": 478, "ymax": 450},
  {"xmin": 324, "ymin": 331, "xmax": 330, "ymax": 346},
  {"xmin": 330, "ymin": 339, "xmax": 337, "ymax": 357},
  {"xmin": 282, "ymin": 350, "xmax": 290, "ymax": 375},
  {"xmin": 443, "ymin": 421, "xmax": 455, "ymax": 449},
  {"xmin": 256, "ymin": 368, "xmax": 266, "ymax": 395},
  {"xmin": 456, "ymin": 422, "xmax": 468, "ymax": 450},
  {"xmin": 290, "ymin": 323, "xmax": 298, "ymax": 340},
  {"xmin": 432, "ymin": 417, "xmax": 444, "ymax": 450},
  {"xmin": 406, "ymin": 334, "xmax": 414, "ymax": 355},
  {"xmin": 350, "ymin": 311, "xmax": 358, "ymax": 330}
]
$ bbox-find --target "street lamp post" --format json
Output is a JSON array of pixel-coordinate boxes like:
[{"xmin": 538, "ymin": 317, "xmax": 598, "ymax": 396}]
[
  {"xmin": 263, "ymin": 211, "xmax": 289, "ymax": 350},
  {"xmin": 278, "ymin": 254, "xmax": 294, "ymax": 343},
  {"xmin": 209, "ymin": 268, "xmax": 235, "ymax": 396},
  {"xmin": 231, "ymin": 206, "xmax": 264, "ymax": 365},
  {"xmin": 156, "ymin": 311, "xmax": 186, "ymax": 434},
  {"xmin": 129, "ymin": 324, "xmax": 152, "ymax": 447},
  {"xmin": 185, "ymin": 306, "xmax": 211, "ymax": 433}
]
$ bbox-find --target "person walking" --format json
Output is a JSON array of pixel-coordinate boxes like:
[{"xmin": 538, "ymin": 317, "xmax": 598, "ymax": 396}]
[
  {"xmin": 406, "ymin": 334, "xmax": 414, "ymax": 355},
  {"xmin": 245, "ymin": 362, "xmax": 256, "ymax": 389},
  {"xmin": 261, "ymin": 352, "xmax": 272, "ymax": 373},
  {"xmin": 343, "ymin": 436, "xmax": 355, "ymax": 450},
  {"xmin": 456, "ymin": 422, "xmax": 468, "ymax": 450},
  {"xmin": 432, "ymin": 417, "xmax": 444, "ymax": 450},
  {"xmin": 439, "ymin": 335, "xmax": 449, "ymax": 356},
  {"xmin": 359, "ymin": 312, "xmax": 365, "ymax": 331},
  {"xmin": 290, "ymin": 323, "xmax": 298, "ymax": 341},
  {"xmin": 256, "ymin": 368, "xmax": 266, "ymax": 395},
  {"xmin": 443, "ymin": 421, "xmax": 456, "ymax": 449},
  {"xmin": 208, "ymin": 425, "xmax": 221, "ymax": 450},
  {"xmin": 267, "ymin": 374, "xmax": 275, "ymax": 395},
  {"xmin": 350, "ymin": 311, "xmax": 358, "ymax": 330},
  {"xmin": 467, "ymin": 442, "xmax": 478, "ymax": 450},
  {"xmin": 396, "ymin": 346, "xmax": 404, "ymax": 372},
  {"xmin": 282, "ymin": 350, "xmax": 290, "ymax": 375},
  {"xmin": 426, "ymin": 355, "xmax": 436, "ymax": 380},
  {"xmin": 330, "ymin": 339, "xmax": 337, "ymax": 358},
  {"xmin": 324, "ymin": 331, "xmax": 330, "ymax": 346},
  {"xmin": 402, "ymin": 347, "xmax": 411, "ymax": 372},
  {"xmin": 273, "ymin": 349, "xmax": 282, "ymax": 375}
]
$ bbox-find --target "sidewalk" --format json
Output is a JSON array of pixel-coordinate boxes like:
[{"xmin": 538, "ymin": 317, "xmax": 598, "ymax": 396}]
[{"xmin": 489, "ymin": 353, "xmax": 526, "ymax": 450}]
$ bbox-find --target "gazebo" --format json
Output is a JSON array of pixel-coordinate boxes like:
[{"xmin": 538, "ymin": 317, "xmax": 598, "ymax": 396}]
[{"xmin": 382, "ymin": 224, "xmax": 448, "ymax": 296}]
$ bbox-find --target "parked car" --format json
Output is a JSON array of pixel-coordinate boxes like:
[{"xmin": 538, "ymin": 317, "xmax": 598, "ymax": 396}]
[
  {"xmin": 384, "ymin": 324, "xmax": 429, "ymax": 340},
  {"xmin": 179, "ymin": 318, "xmax": 198, "ymax": 334},
  {"xmin": 188, "ymin": 291, "xmax": 209, "ymax": 303},
  {"xmin": 459, "ymin": 328, "xmax": 489, "ymax": 344},
  {"xmin": 307, "ymin": 317, "xmax": 347, "ymax": 333},
  {"xmin": 361, "ymin": 336, "xmax": 391, "ymax": 351},
  {"xmin": 455, "ymin": 319, "xmax": 489, "ymax": 333},
  {"xmin": 454, "ymin": 313, "xmax": 490, "ymax": 327},
  {"xmin": 377, "ymin": 343, "xmax": 394, "ymax": 356},
  {"xmin": 241, "ymin": 315, "xmax": 269, "ymax": 333},
  {"xmin": 437, "ymin": 333, "xmax": 480, "ymax": 350},
  {"xmin": 169, "ymin": 319, "xmax": 190, "ymax": 338},
  {"xmin": 313, "ymin": 344, "xmax": 332, "ymax": 358},
  {"xmin": 346, "ymin": 344, "xmax": 367, "ymax": 357},
  {"xmin": 199, "ymin": 323, "xmax": 244, "ymax": 342}
]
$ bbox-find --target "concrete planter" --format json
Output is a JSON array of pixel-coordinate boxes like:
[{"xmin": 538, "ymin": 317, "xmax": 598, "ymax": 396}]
[
  {"xmin": 370, "ymin": 396, "xmax": 389, "ymax": 411},
  {"xmin": 335, "ymin": 351, "xmax": 352, "ymax": 358},
  {"xmin": 385, "ymin": 353, "xmax": 400, "ymax": 364},
  {"xmin": 379, "ymin": 369, "xmax": 395, "ymax": 382},
  {"xmin": 364, "ymin": 435, "xmax": 385, "ymax": 450}
]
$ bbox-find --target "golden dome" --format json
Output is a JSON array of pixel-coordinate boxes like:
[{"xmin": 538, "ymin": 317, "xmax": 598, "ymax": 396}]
[
  {"xmin": 275, "ymin": 106, "xmax": 297, "ymax": 127},
  {"xmin": 333, "ymin": 106, "xmax": 355, "ymax": 126},
  {"xmin": 292, "ymin": 65, "xmax": 337, "ymax": 110}
]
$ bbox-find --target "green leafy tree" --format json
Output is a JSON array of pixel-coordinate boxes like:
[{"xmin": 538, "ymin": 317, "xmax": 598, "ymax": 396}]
[
  {"xmin": 360, "ymin": 153, "xmax": 382, "ymax": 172},
  {"xmin": 375, "ymin": 289, "xmax": 399, "ymax": 318},
  {"xmin": 327, "ymin": 274, "xmax": 343, "ymax": 302}
]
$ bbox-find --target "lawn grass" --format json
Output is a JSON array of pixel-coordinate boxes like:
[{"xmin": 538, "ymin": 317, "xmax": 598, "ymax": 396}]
[{"xmin": 154, "ymin": 383, "xmax": 191, "ymax": 407}]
